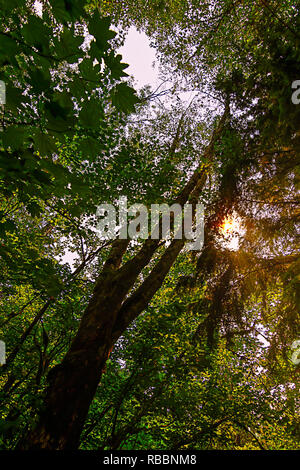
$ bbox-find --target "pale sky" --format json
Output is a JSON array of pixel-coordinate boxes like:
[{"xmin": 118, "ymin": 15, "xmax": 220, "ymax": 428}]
[{"xmin": 118, "ymin": 27, "xmax": 160, "ymax": 89}]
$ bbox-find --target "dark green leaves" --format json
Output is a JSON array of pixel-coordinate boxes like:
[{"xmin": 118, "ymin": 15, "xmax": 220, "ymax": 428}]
[
  {"xmin": 88, "ymin": 15, "xmax": 116, "ymax": 51},
  {"xmin": 53, "ymin": 28, "xmax": 84, "ymax": 63},
  {"xmin": 32, "ymin": 132, "xmax": 58, "ymax": 157},
  {"xmin": 79, "ymin": 58, "xmax": 101, "ymax": 83},
  {"xmin": 0, "ymin": 0, "xmax": 25, "ymax": 10},
  {"xmin": 21, "ymin": 16, "xmax": 51, "ymax": 53},
  {"xmin": 51, "ymin": 0, "xmax": 86, "ymax": 23},
  {"xmin": 105, "ymin": 53, "xmax": 129, "ymax": 80},
  {"xmin": 2, "ymin": 127, "xmax": 25, "ymax": 151},
  {"xmin": 78, "ymin": 137, "xmax": 100, "ymax": 158},
  {"xmin": 111, "ymin": 83, "xmax": 140, "ymax": 113},
  {"xmin": 4, "ymin": 86, "xmax": 29, "ymax": 113},
  {"xmin": 79, "ymin": 99, "xmax": 103, "ymax": 128},
  {"xmin": 0, "ymin": 34, "xmax": 18, "ymax": 61}
]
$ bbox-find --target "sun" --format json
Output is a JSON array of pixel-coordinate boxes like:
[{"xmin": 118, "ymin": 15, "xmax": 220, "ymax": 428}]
[
  {"xmin": 220, "ymin": 216, "xmax": 240, "ymax": 235},
  {"xmin": 219, "ymin": 215, "xmax": 244, "ymax": 250}
]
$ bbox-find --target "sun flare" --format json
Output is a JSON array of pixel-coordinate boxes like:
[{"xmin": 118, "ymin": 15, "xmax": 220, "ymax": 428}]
[
  {"xmin": 220, "ymin": 216, "xmax": 240, "ymax": 235},
  {"xmin": 219, "ymin": 215, "xmax": 244, "ymax": 250}
]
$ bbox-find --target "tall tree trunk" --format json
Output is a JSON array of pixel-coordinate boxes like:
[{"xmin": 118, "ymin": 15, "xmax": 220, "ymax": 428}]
[{"xmin": 18, "ymin": 103, "xmax": 229, "ymax": 450}]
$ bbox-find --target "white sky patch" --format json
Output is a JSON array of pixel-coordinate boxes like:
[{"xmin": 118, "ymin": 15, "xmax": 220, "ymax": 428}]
[
  {"xmin": 118, "ymin": 27, "xmax": 160, "ymax": 89},
  {"xmin": 60, "ymin": 246, "xmax": 80, "ymax": 270},
  {"xmin": 33, "ymin": 0, "xmax": 43, "ymax": 16}
]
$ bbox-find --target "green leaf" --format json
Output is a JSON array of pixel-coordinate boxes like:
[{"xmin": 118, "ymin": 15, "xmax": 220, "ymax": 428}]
[
  {"xmin": 2, "ymin": 127, "xmax": 25, "ymax": 150},
  {"xmin": 0, "ymin": 0, "xmax": 25, "ymax": 10},
  {"xmin": 51, "ymin": 0, "xmax": 86, "ymax": 23},
  {"xmin": 111, "ymin": 83, "xmax": 140, "ymax": 113},
  {"xmin": 88, "ymin": 15, "xmax": 116, "ymax": 51},
  {"xmin": 54, "ymin": 28, "xmax": 84, "ymax": 63},
  {"xmin": 32, "ymin": 132, "xmax": 58, "ymax": 156},
  {"xmin": 78, "ymin": 137, "xmax": 100, "ymax": 158},
  {"xmin": 28, "ymin": 68, "xmax": 51, "ymax": 94},
  {"xmin": 5, "ymin": 86, "xmax": 29, "ymax": 112},
  {"xmin": 26, "ymin": 201, "xmax": 43, "ymax": 217},
  {"xmin": 105, "ymin": 53, "xmax": 129, "ymax": 80},
  {"xmin": 79, "ymin": 58, "xmax": 101, "ymax": 83},
  {"xmin": 79, "ymin": 100, "xmax": 103, "ymax": 128},
  {"xmin": 0, "ymin": 220, "xmax": 17, "ymax": 236},
  {"xmin": 0, "ymin": 34, "xmax": 18, "ymax": 59},
  {"xmin": 21, "ymin": 16, "xmax": 51, "ymax": 53}
]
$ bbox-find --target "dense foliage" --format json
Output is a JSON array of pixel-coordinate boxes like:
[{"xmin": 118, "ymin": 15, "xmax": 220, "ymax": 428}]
[{"xmin": 0, "ymin": 0, "xmax": 299, "ymax": 450}]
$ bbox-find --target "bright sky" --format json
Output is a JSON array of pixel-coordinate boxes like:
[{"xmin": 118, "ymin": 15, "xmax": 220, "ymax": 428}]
[{"xmin": 118, "ymin": 27, "xmax": 160, "ymax": 89}]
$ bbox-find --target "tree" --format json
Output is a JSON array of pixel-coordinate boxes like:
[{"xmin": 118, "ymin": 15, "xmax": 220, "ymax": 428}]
[{"xmin": 1, "ymin": 0, "xmax": 299, "ymax": 450}]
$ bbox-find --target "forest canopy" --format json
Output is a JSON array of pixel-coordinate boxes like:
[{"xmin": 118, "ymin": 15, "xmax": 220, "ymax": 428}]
[{"xmin": 0, "ymin": 0, "xmax": 299, "ymax": 451}]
